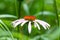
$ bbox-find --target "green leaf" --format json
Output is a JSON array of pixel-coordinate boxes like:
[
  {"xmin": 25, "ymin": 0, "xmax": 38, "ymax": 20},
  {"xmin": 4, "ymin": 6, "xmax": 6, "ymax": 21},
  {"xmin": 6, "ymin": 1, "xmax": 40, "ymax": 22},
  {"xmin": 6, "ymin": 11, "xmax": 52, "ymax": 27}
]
[
  {"xmin": 34, "ymin": 11, "xmax": 55, "ymax": 16},
  {"xmin": 0, "ymin": 20, "xmax": 14, "ymax": 40},
  {"xmin": 0, "ymin": 2, "xmax": 5, "ymax": 10},
  {"xmin": 0, "ymin": 14, "xmax": 17, "ymax": 19},
  {"xmin": 22, "ymin": 2, "xmax": 30, "ymax": 15}
]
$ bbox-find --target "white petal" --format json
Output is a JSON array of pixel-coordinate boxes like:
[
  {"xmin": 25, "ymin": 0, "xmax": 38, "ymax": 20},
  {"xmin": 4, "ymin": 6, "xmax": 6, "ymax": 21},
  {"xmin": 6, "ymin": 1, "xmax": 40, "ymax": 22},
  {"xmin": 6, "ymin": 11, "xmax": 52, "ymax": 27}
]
[
  {"xmin": 12, "ymin": 19, "xmax": 24, "ymax": 23},
  {"xmin": 35, "ymin": 20, "xmax": 47, "ymax": 29},
  {"xmin": 12, "ymin": 21, "xmax": 22, "ymax": 28},
  {"xmin": 45, "ymin": 24, "xmax": 49, "ymax": 29},
  {"xmin": 33, "ymin": 21, "xmax": 40, "ymax": 30},
  {"xmin": 35, "ymin": 19, "xmax": 50, "ymax": 29},
  {"xmin": 12, "ymin": 19, "xmax": 25, "ymax": 27},
  {"xmin": 28, "ymin": 21, "xmax": 31, "ymax": 34},
  {"xmin": 41, "ymin": 24, "xmax": 47, "ymax": 29},
  {"xmin": 34, "ymin": 23, "xmax": 37, "ymax": 28},
  {"xmin": 21, "ymin": 20, "xmax": 28, "ymax": 26}
]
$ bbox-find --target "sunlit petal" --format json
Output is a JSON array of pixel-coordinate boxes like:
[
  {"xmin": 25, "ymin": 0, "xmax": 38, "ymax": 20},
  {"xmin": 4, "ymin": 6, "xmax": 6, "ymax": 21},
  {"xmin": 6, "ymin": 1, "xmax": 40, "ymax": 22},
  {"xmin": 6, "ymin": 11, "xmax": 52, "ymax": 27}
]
[
  {"xmin": 21, "ymin": 20, "xmax": 28, "ymax": 26},
  {"xmin": 28, "ymin": 21, "xmax": 31, "ymax": 34},
  {"xmin": 12, "ymin": 19, "xmax": 25, "ymax": 27},
  {"xmin": 12, "ymin": 19, "xmax": 24, "ymax": 23},
  {"xmin": 34, "ymin": 22, "xmax": 37, "ymax": 28},
  {"xmin": 33, "ymin": 21, "xmax": 40, "ymax": 30},
  {"xmin": 35, "ymin": 19, "xmax": 50, "ymax": 29},
  {"xmin": 45, "ymin": 24, "xmax": 49, "ymax": 29}
]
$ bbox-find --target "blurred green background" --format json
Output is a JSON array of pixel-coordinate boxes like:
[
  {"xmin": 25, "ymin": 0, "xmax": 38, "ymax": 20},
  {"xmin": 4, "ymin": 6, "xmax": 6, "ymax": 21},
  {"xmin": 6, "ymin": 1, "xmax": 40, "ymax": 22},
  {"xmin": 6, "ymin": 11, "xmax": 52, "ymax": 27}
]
[{"xmin": 0, "ymin": 0, "xmax": 60, "ymax": 40}]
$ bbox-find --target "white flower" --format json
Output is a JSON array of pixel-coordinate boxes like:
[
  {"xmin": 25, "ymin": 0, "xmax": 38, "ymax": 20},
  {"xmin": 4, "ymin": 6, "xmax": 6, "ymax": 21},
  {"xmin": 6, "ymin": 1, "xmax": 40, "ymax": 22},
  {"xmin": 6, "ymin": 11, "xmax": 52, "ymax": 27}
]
[{"xmin": 12, "ymin": 16, "xmax": 50, "ymax": 34}]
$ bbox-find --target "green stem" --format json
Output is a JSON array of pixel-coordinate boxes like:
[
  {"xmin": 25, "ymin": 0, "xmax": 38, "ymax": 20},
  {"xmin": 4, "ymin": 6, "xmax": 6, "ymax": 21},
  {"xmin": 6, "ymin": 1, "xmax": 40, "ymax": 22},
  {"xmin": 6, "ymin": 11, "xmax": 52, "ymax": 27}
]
[
  {"xmin": 17, "ymin": 0, "xmax": 23, "ymax": 40},
  {"xmin": 53, "ymin": 0, "xmax": 59, "ymax": 40},
  {"xmin": 53, "ymin": 0, "xmax": 59, "ymax": 26},
  {"xmin": 42, "ymin": 0, "xmax": 44, "ymax": 20},
  {"xmin": 18, "ymin": 0, "xmax": 23, "ymax": 18},
  {"xmin": 15, "ymin": 0, "xmax": 18, "ymax": 17}
]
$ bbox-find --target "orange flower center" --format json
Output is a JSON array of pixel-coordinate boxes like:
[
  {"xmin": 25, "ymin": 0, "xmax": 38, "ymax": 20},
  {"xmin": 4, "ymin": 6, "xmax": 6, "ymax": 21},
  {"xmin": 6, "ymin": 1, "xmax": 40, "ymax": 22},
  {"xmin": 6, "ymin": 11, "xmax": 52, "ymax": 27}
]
[{"xmin": 24, "ymin": 16, "xmax": 36, "ymax": 21}]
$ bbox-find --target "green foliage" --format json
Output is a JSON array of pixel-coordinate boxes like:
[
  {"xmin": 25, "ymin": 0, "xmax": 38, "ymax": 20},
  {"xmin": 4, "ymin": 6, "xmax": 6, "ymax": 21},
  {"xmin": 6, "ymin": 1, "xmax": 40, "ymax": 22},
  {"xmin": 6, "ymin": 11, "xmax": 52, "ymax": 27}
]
[{"xmin": 0, "ymin": 0, "xmax": 60, "ymax": 40}]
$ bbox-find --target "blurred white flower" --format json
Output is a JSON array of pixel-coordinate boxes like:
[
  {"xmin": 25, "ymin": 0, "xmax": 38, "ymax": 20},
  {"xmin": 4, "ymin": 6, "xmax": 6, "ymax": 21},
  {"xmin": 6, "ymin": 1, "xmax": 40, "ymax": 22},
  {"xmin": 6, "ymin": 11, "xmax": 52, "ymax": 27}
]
[{"xmin": 12, "ymin": 16, "xmax": 50, "ymax": 34}]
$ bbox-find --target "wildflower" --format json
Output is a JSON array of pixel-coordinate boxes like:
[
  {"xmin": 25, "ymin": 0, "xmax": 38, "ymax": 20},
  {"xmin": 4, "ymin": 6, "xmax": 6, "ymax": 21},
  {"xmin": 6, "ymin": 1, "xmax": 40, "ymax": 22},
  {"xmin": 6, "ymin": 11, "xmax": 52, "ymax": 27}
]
[{"xmin": 12, "ymin": 16, "xmax": 50, "ymax": 34}]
